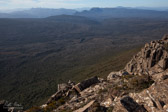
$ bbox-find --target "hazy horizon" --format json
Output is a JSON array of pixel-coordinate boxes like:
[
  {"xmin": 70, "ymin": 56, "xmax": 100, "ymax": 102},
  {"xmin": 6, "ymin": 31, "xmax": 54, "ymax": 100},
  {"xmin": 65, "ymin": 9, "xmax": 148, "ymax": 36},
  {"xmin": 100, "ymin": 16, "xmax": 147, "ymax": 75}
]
[
  {"xmin": 1, "ymin": 6, "xmax": 168, "ymax": 13},
  {"xmin": 0, "ymin": 0, "xmax": 168, "ymax": 10}
]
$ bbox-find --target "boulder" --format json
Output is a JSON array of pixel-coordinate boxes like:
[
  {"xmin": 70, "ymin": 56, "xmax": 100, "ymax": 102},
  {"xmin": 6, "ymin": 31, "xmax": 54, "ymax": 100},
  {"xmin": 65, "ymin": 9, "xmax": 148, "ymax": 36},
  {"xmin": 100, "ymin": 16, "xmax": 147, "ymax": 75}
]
[
  {"xmin": 74, "ymin": 100, "xmax": 106, "ymax": 112},
  {"xmin": 58, "ymin": 80, "xmax": 75, "ymax": 91},
  {"xmin": 58, "ymin": 83, "xmax": 69, "ymax": 91},
  {"xmin": 107, "ymin": 72, "xmax": 121, "ymax": 81},
  {"xmin": 74, "ymin": 76, "xmax": 100, "ymax": 92},
  {"xmin": 74, "ymin": 100, "xmax": 95, "ymax": 112},
  {"xmin": 120, "ymin": 96, "xmax": 147, "ymax": 112}
]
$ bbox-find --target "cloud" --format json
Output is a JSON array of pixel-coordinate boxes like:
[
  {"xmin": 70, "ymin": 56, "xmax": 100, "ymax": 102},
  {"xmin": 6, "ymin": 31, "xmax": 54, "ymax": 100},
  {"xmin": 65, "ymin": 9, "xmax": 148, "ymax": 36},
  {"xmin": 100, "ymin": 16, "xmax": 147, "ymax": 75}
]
[{"xmin": 0, "ymin": 0, "xmax": 85, "ymax": 9}]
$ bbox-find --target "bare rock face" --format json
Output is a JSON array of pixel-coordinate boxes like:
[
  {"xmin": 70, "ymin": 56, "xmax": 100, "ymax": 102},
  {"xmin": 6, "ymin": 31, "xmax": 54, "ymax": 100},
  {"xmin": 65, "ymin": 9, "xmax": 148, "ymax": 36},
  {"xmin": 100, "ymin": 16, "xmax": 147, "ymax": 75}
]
[
  {"xmin": 130, "ymin": 78, "xmax": 168, "ymax": 112},
  {"xmin": 112, "ymin": 78, "xmax": 168, "ymax": 112},
  {"xmin": 107, "ymin": 35, "xmax": 168, "ymax": 112},
  {"xmin": 125, "ymin": 35, "xmax": 168, "ymax": 76}
]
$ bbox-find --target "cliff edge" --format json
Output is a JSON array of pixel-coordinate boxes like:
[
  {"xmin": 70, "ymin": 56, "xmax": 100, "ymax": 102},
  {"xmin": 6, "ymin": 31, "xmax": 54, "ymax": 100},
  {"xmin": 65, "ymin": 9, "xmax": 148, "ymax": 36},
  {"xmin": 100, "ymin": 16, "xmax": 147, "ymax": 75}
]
[{"xmin": 25, "ymin": 35, "xmax": 168, "ymax": 112}]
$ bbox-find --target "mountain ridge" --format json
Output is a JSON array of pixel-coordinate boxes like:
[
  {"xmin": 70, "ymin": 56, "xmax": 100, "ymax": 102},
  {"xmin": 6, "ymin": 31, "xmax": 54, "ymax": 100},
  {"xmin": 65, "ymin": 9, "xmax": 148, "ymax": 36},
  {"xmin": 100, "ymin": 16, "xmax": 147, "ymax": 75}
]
[
  {"xmin": 21, "ymin": 35, "xmax": 168, "ymax": 112},
  {"xmin": 1, "ymin": 7, "xmax": 168, "ymax": 19},
  {"xmin": 0, "ymin": 8, "xmax": 76, "ymax": 18},
  {"xmin": 75, "ymin": 8, "xmax": 168, "ymax": 20}
]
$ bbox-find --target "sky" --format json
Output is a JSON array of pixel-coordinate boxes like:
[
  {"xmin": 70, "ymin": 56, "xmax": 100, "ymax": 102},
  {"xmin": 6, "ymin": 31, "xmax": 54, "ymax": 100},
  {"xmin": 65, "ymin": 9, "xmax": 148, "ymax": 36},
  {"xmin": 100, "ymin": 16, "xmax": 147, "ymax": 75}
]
[{"xmin": 0, "ymin": 0, "xmax": 168, "ymax": 10}]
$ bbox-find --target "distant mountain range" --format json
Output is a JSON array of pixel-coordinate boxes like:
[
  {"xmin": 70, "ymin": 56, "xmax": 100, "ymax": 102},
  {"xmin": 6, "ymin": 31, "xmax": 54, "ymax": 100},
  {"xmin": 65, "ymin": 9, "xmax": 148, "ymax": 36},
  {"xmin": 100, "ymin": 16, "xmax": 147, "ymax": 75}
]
[
  {"xmin": 135, "ymin": 6, "xmax": 168, "ymax": 11},
  {"xmin": 1, "ymin": 7, "xmax": 168, "ymax": 19},
  {"xmin": 75, "ymin": 7, "xmax": 168, "ymax": 20},
  {"xmin": 0, "ymin": 8, "xmax": 76, "ymax": 18}
]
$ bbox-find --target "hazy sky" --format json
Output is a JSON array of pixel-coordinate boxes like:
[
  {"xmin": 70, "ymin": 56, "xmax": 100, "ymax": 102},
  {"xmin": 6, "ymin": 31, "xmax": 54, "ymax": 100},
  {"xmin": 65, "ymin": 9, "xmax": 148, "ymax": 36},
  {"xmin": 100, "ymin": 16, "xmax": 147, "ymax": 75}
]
[{"xmin": 0, "ymin": 0, "xmax": 168, "ymax": 9}]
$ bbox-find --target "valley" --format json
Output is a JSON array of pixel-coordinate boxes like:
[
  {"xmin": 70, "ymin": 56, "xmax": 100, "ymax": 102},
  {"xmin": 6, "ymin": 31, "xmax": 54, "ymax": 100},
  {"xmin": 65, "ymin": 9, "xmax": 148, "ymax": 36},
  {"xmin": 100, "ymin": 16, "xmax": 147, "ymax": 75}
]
[{"xmin": 1, "ymin": 15, "xmax": 168, "ymax": 109}]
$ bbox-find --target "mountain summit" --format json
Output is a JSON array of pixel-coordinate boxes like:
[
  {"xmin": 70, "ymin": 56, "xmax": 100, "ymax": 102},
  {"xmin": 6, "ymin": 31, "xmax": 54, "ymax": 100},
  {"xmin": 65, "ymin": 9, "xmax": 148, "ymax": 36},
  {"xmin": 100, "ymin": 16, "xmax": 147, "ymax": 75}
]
[{"xmin": 22, "ymin": 35, "xmax": 168, "ymax": 112}]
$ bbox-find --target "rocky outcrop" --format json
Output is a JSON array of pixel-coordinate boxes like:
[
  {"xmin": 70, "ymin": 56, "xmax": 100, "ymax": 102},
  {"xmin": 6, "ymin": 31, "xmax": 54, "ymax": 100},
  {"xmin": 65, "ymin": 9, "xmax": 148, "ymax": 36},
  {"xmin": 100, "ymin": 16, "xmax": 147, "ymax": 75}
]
[
  {"xmin": 74, "ymin": 76, "xmax": 100, "ymax": 93},
  {"xmin": 111, "ymin": 35, "xmax": 168, "ymax": 112},
  {"xmin": 113, "ymin": 75, "xmax": 168, "ymax": 112},
  {"xmin": 28, "ymin": 35, "xmax": 168, "ymax": 112},
  {"xmin": 125, "ymin": 35, "xmax": 168, "ymax": 76},
  {"xmin": 46, "ymin": 80, "xmax": 76, "ymax": 104},
  {"xmin": 44, "ymin": 77, "xmax": 101, "ymax": 110},
  {"xmin": 129, "ymin": 79, "xmax": 168, "ymax": 112},
  {"xmin": 74, "ymin": 100, "xmax": 95, "ymax": 112}
]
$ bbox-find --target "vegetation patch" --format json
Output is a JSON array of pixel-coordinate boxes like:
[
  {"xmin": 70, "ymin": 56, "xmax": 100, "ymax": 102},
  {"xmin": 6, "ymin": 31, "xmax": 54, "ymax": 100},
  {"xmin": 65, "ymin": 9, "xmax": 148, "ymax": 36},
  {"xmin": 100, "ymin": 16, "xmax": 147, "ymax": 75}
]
[
  {"xmin": 27, "ymin": 97, "xmax": 69, "ymax": 112},
  {"xmin": 1, "ymin": 17, "xmax": 167, "ymax": 109},
  {"xmin": 108, "ymin": 75, "xmax": 154, "ymax": 97}
]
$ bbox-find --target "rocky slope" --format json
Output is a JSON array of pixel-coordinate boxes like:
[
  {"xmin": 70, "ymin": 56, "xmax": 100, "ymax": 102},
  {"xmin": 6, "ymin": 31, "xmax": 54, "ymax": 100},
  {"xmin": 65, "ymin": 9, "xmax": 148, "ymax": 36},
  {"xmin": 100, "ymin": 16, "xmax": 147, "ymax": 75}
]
[
  {"xmin": 112, "ymin": 35, "xmax": 168, "ymax": 112},
  {"xmin": 16, "ymin": 35, "xmax": 168, "ymax": 111},
  {"xmin": 125, "ymin": 34, "xmax": 168, "ymax": 76}
]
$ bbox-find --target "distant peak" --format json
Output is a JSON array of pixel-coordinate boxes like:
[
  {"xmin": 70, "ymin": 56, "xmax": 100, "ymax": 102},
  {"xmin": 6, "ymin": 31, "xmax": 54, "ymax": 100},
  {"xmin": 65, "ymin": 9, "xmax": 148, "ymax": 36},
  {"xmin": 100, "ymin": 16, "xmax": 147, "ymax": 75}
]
[{"xmin": 90, "ymin": 8, "xmax": 103, "ymax": 12}]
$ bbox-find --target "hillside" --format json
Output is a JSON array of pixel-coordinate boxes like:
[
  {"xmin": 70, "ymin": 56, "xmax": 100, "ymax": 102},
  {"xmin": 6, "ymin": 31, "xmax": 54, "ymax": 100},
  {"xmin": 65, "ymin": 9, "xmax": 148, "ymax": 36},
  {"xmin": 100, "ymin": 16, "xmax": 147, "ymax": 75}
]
[
  {"xmin": 45, "ymin": 15, "xmax": 98, "ymax": 24},
  {"xmin": 1, "ymin": 16, "xmax": 168, "ymax": 109},
  {"xmin": 25, "ymin": 35, "xmax": 168, "ymax": 112}
]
